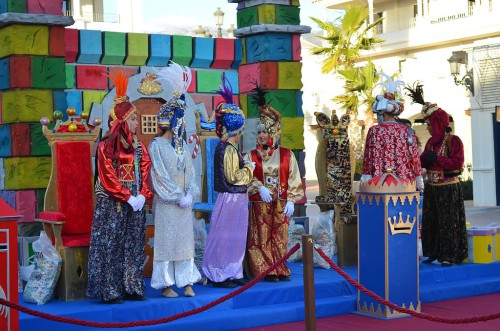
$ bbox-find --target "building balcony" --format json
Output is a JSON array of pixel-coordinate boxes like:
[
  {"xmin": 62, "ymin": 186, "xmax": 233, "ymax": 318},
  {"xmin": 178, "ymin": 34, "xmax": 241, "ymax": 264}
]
[{"xmin": 64, "ymin": 10, "xmax": 120, "ymax": 23}]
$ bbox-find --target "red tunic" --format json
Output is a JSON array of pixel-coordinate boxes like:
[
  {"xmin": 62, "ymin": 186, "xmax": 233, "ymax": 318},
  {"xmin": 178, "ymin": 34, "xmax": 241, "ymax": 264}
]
[
  {"xmin": 362, "ymin": 122, "xmax": 422, "ymax": 182},
  {"xmin": 421, "ymin": 134, "xmax": 464, "ymax": 184}
]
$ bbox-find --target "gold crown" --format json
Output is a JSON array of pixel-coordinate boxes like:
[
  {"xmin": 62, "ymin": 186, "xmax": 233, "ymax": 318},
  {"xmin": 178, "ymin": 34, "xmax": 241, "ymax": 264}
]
[
  {"xmin": 41, "ymin": 108, "xmax": 101, "ymax": 144},
  {"xmin": 388, "ymin": 212, "xmax": 416, "ymax": 235}
]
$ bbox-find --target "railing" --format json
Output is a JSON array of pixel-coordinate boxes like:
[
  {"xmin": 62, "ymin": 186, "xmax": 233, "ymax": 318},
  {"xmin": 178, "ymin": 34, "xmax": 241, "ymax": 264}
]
[{"xmin": 64, "ymin": 10, "xmax": 120, "ymax": 23}]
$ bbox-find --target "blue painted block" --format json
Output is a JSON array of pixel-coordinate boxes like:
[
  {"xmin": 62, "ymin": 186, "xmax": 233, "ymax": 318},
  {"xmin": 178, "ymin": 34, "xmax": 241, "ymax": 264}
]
[
  {"xmin": 147, "ymin": 34, "xmax": 171, "ymax": 67},
  {"xmin": 53, "ymin": 90, "xmax": 67, "ymax": 116},
  {"xmin": 357, "ymin": 191, "xmax": 420, "ymax": 318},
  {"xmin": 0, "ymin": 58, "xmax": 9, "ymax": 90},
  {"xmin": 0, "ymin": 190, "xmax": 16, "ymax": 208},
  {"xmin": 224, "ymin": 71, "xmax": 239, "ymax": 95},
  {"xmin": 0, "ymin": 0, "xmax": 6, "ymax": 13},
  {"xmin": 77, "ymin": 30, "xmax": 103, "ymax": 64},
  {"xmin": 0, "ymin": 124, "xmax": 12, "ymax": 157},
  {"xmin": 65, "ymin": 90, "xmax": 82, "ymax": 120},
  {"xmin": 296, "ymin": 90, "xmax": 303, "ymax": 117},
  {"xmin": 245, "ymin": 33, "xmax": 292, "ymax": 64},
  {"xmin": 190, "ymin": 38, "xmax": 214, "ymax": 69},
  {"xmin": 231, "ymin": 38, "xmax": 242, "ymax": 69}
]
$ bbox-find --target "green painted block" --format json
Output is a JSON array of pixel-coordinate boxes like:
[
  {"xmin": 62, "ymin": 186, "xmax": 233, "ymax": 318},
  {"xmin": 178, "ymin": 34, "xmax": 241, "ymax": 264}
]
[
  {"xmin": 101, "ymin": 31, "xmax": 126, "ymax": 65},
  {"xmin": 237, "ymin": 6, "xmax": 258, "ymax": 29},
  {"xmin": 32, "ymin": 57, "xmax": 66, "ymax": 89},
  {"xmin": 243, "ymin": 93, "xmax": 260, "ymax": 119},
  {"xmin": 276, "ymin": 6, "xmax": 300, "ymax": 25},
  {"xmin": 171, "ymin": 35, "xmax": 192, "ymax": 66},
  {"xmin": 65, "ymin": 64, "xmax": 75, "ymax": 89},
  {"xmin": 30, "ymin": 123, "xmax": 50, "ymax": 156},
  {"xmin": 2, "ymin": 90, "xmax": 53, "ymax": 123},
  {"xmin": 241, "ymin": 39, "xmax": 246, "ymax": 65},
  {"xmin": 258, "ymin": 4, "xmax": 276, "ymax": 24},
  {"xmin": 4, "ymin": 157, "xmax": 51, "ymax": 190},
  {"xmin": 36, "ymin": 188, "xmax": 46, "ymax": 215},
  {"xmin": 266, "ymin": 90, "xmax": 297, "ymax": 117},
  {"xmin": 6, "ymin": 0, "xmax": 27, "ymax": 13},
  {"xmin": 124, "ymin": 33, "xmax": 149, "ymax": 66},
  {"xmin": 0, "ymin": 25, "xmax": 49, "ymax": 58},
  {"xmin": 83, "ymin": 90, "xmax": 107, "ymax": 112},
  {"xmin": 196, "ymin": 70, "xmax": 221, "ymax": 93},
  {"xmin": 281, "ymin": 117, "xmax": 304, "ymax": 150},
  {"xmin": 278, "ymin": 62, "xmax": 302, "ymax": 89}
]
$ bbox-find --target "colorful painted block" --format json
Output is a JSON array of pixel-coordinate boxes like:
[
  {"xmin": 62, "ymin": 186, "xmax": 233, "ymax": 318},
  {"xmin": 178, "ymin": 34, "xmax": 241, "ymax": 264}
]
[
  {"xmin": 64, "ymin": 28, "xmax": 79, "ymax": 63},
  {"xmin": 245, "ymin": 33, "xmax": 292, "ymax": 63},
  {"xmin": 278, "ymin": 62, "xmax": 302, "ymax": 90},
  {"xmin": 32, "ymin": 57, "xmax": 66, "ymax": 89},
  {"xmin": 101, "ymin": 31, "xmax": 126, "ymax": 65},
  {"xmin": 241, "ymin": 38, "xmax": 246, "ymax": 65},
  {"xmin": 27, "ymin": 0, "xmax": 62, "ymax": 15},
  {"xmin": 9, "ymin": 56, "xmax": 31, "ymax": 88},
  {"xmin": 36, "ymin": 188, "xmax": 45, "ymax": 216},
  {"xmin": 2, "ymin": 90, "xmax": 53, "ymax": 123},
  {"xmin": 83, "ymin": 91, "xmax": 107, "ymax": 113},
  {"xmin": 281, "ymin": 117, "xmax": 304, "ymax": 150},
  {"xmin": 124, "ymin": 33, "xmax": 149, "ymax": 66},
  {"xmin": 49, "ymin": 26, "xmax": 66, "ymax": 56},
  {"xmin": 239, "ymin": 93, "xmax": 248, "ymax": 118},
  {"xmin": 4, "ymin": 157, "xmax": 51, "ymax": 190},
  {"xmin": 10, "ymin": 123, "xmax": 30, "ymax": 157},
  {"xmin": 172, "ymin": 35, "xmax": 193, "ymax": 66},
  {"xmin": 296, "ymin": 90, "xmax": 303, "ymax": 117},
  {"xmin": 276, "ymin": 5, "xmax": 300, "ymax": 25},
  {"xmin": 266, "ymin": 90, "xmax": 297, "ymax": 117},
  {"xmin": 231, "ymin": 38, "xmax": 242, "ymax": 69},
  {"xmin": 212, "ymin": 38, "xmax": 235, "ymax": 69},
  {"xmin": 30, "ymin": 123, "xmax": 50, "ymax": 156},
  {"xmin": 237, "ymin": 6, "xmax": 258, "ymax": 29},
  {"xmin": 65, "ymin": 91, "xmax": 82, "ymax": 118},
  {"xmin": 0, "ymin": 58, "xmax": 9, "ymax": 90},
  {"xmin": 65, "ymin": 64, "xmax": 75, "ymax": 89},
  {"xmin": 191, "ymin": 37, "xmax": 214, "ymax": 68},
  {"xmin": 147, "ymin": 34, "xmax": 171, "ymax": 67},
  {"xmin": 77, "ymin": 30, "xmax": 102, "ymax": 64},
  {"xmin": 0, "ymin": 125, "xmax": 11, "ymax": 157},
  {"xmin": 258, "ymin": 4, "xmax": 276, "ymax": 24},
  {"xmin": 238, "ymin": 62, "xmax": 278, "ymax": 94},
  {"xmin": 187, "ymin": 69, "xmax": 196, "ymax": 93},
  {"xmin": 292, "ymin": 34, "xmax": 301, "ymax": 61},
  {"xmin": 0, "ymin": 0, "xmax": 26, "ymax": 13},
  {"xmin": 16, "ymin": 190, "xmax": 36, "ymax": 223},
  {"xmin": 76, "ymin": 65, "xmax": 107, "ymax": 90},
  {"xmin": 196, "ymin": 70, "xmax": 222, "ymax": 93},
  {"xmin": 0, "ymin": 25, "xmax": 49, "ymax": 58}
]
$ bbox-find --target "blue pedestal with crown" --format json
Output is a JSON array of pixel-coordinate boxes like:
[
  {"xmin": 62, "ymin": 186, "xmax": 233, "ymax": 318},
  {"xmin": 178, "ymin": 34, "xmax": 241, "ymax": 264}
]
[{"xmin": 356, "ymin": 173, "xmax": 420, "ymax": 319}]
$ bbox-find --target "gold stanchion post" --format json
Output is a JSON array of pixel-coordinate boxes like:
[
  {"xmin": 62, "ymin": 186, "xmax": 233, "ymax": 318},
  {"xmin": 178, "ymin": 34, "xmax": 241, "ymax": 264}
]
[{"xmin": 302, "ymin": 234, "xmax": 317, "ymax": 331}]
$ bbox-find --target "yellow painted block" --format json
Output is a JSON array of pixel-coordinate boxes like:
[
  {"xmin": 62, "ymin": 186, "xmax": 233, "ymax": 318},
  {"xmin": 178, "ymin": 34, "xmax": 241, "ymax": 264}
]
[
  {"xmin": 4, "ymin": 157, "xmax": 51, "ymax": 190},
  {"xmin": 467, "ymin": 227, "xmax": 494, "ymax": 264},
  {"xmin": 292, "ymin": 0, "xmax": 300, "ymax": 6},
  {"xmin": 278, "ymin": 62, "xmax": 303, "ymax": 89},
  {"xmin": 0, "ymin": 25, "xmax": 49, "ymax": 58},
  {"xmin": 83, "ymin": 91, "xmax": 107, "ymax": 113},
  {"xmin": 258, "ymin": 4, "xmax": 276, "ymax": 24},
  {"xmin": 281, "ymin": 117, "xmax": 304, "ymax": 150},
  {"xmin": 239, "ymin": 93, "xmax": 248, "ymax": 118},
  {"xmin": 2, "ymin": 90, "xmax": 53, "ymax": 123}
]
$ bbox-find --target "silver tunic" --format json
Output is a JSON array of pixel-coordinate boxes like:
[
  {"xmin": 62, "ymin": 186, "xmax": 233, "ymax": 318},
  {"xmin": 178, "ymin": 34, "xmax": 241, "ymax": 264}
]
[{"xmin": 149, "ymin": 137, "xmax": 200, "ymax": 261}]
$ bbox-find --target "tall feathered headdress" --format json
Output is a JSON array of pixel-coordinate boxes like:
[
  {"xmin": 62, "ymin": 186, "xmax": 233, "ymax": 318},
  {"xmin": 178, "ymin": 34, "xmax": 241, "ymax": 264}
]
[
  {"xmin": 404, "ymin": 81, "xmax": 439, "ymax": 119},
  {"xmin": 214, "ymin": 73, "xmax": 245, "ymax": 140},
  {"xmin": 372, "ymin": 72, "xmax": 405, "ymax": 117},
  {"xmin": 251, "ymin": 85, "xmax": 281, "ymax": 147}
]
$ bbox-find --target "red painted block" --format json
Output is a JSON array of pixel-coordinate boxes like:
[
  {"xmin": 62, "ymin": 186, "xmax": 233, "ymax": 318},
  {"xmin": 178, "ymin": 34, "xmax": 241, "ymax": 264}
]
[
  {"xmin": 10, "ymin": 123, "xmax": 31, "ymax": 157},
  {"xmin": 260, "ymin": 62, "xmax": 278, "ymax": 89},
  {"xmin": 107, "ymin": 66, "xmax": 139, "ymax": 89},
  {"xmin": 292, "ymin": 34, "xmax": 301, "ymax": 61},
  {"xmin": 187, "ymin": 69, "xmax": 196, "ymax": 93},
  {"xmin": 212, "ymin": 38, "xmax": 235, "ymax": 69},
  {"xmin": 213, "ymin": 95, "xmax": 239, "ymax": 112},
  {"xmin": 238, "ymin": 62, "xmax": 278, "ymax": 94},
  {"xmin": 10, "ymin": 57, "xmax": 32, "ymax": 88},
  {"xmin": 65, "ymin": 28, "xmax": 79, "ymax": 63},
  {"xmin": 16, "ymin": 190, "xmax": 37, "ymax": 223},
  {"xmin": 76, "ymin": 65, "xmax": 107, "ymax": 90},
  {"xmin": 50, "ymin": 26, "xmax": 66, "ymax": 57},
  {"xmin": 27, "ymin": 0, "xmax": 63, "ymax": 15}
]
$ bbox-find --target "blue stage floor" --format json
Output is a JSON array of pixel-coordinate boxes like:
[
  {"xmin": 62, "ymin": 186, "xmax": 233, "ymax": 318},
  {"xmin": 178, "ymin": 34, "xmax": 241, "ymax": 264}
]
[{"xmin": 19, "ymin": 261, "xmax": 500, "ymax": 331}]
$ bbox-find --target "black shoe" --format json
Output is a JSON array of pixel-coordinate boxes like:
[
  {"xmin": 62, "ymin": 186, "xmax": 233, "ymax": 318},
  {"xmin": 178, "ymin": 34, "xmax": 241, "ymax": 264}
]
[
  {"xmin": 422, "ymin": 257, "xmax": 436, "ymax": 264},
  {"xmin": 264, "ymin": 275, "xmax": 279, "ymax": 282},
  {"xmin": 124, "ymin": 293, "xmax": 147, "ymax": 301},
  {"xmin": 231, "ymin": 278, "xmax": 250, "ymax": 286},
  {"xmin": 101, "ymin": 297, "xmax": 124, "ymax": 304},
  {"xmin": 213, "ymin": 280, "xmax": 238, "ymax": 288},
  {"xmin": 278, "ymin": 275, "xmax": 291, "ymax": 281}
]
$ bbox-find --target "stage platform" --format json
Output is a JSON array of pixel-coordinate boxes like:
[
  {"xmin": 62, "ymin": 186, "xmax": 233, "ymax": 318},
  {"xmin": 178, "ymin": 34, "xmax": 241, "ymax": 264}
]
[{"xmin": 19, "ymin": 261, "xmax": 500, "ymax": 331}]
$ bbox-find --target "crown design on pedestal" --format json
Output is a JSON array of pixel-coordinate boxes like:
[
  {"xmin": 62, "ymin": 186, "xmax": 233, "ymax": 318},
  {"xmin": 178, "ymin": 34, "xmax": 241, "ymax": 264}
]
[
  {"xmin": 359, "ymin": 169, "xmax": 416, "ymax": 193},
  {"xmin": 314, "ymin": 110, "xmax": 350, "ymax": 140},
  {"xmin": 388, "ymin": 212, "xmax": 416, "ymax": 235},
  {"xmin": 41, "ymin": 108, "xmax": 102, "ymax": 144}
]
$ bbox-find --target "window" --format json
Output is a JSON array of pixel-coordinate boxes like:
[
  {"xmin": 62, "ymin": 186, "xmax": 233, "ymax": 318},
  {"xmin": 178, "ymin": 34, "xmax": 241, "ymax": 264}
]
[
  {"xmin": 141, "ymin": 115, "xmax": 157, "ymax": 135},
  {"xmin": 374, "ymin": 12, "xmax": 383, "ymax": 34}
]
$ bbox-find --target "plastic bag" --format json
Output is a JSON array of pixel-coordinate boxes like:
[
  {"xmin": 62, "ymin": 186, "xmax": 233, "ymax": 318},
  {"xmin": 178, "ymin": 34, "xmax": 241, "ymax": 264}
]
[
  {"xmin": 24, "ymin": 231, "xmax": 62, "ymax": 305},
  {"xmin": 312, "ymin": 210, "xmax": 335, "ymax": 269},
  {"xmin": 287, "ymin": 219, "xmax": 304, "ymax": 262},
  {"xmin": 193, "ymin": 217, "xmax": 208, "ymax": 284}
]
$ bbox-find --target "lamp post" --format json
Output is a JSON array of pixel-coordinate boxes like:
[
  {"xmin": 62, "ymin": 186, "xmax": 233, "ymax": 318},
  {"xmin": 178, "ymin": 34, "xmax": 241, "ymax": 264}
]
[
  {"xmin": 194, "ymin": 25, "xmax": 206, "ymax": 37},
  {"xmin": 447, "ymin": 51, "xmax": 474, "ymax": 95},
  {"xmin": 214, "ymin": 7, "xmax": 224, "ymax": 38},
  {"xmin": 227, "ymin": 23, "xmax": 236, "ymax": 38}
]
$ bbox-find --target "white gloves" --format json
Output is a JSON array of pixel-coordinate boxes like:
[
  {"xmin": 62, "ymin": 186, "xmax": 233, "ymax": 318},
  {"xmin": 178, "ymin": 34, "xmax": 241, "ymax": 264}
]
[
  {"xmin": 259, "ymin": 186, "xmax": 272, "ymax": 203},
  {"xmin": 179, "ymin": 193, "xmax": 193, "ymax": 208},
  {"xmin": 136, "ymin": 194, "xmax": 146, "ymax": 211},
  {"xmin": 127, "ymin": 195, "xmax": 140, "ymax": 212},
  {"xmin": 360, "ymin": 174, "xmax": 372, "ymax": 182},
  {"xmin": 284, "ymin": 201, "xmax": 295, "ymax": 217},
  {"xmin": 416, "ymin": 176, "xmax": 424, "ymax": 191}
]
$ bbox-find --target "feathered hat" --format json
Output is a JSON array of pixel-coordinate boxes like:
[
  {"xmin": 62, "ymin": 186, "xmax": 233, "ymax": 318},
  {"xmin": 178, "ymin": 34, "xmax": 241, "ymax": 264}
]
[
  {"xmin": 372, "ymin": 72, "xmax": 405, "ymax": 116},
  {"xmin": 251, "ymin": 85, "xmax": 282, "ymax": 147},
  {"xmin": 104, "ymin": 68, "xmax": 137, "ymax": 159},
  {"xmin": 156, "ymin": 62, "xmax": 192, "ymax": 153},
  {"xmin": 214, "ymin": 73, "xmax": 245, "ymax": 140}
]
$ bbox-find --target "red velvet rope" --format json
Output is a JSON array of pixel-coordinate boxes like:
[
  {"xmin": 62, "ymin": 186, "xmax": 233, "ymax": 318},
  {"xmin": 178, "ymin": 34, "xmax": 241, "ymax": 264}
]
[
  {"xmin": 314, "ymin": 246, "xmax": 500, "ymax": 324},
  {"xmin": 0, "ymin": 244, "xmax": 300, "ymax": 328}
]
